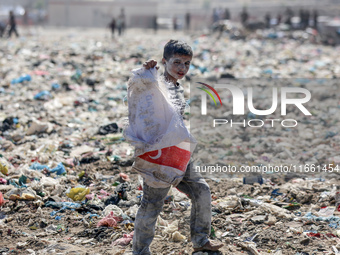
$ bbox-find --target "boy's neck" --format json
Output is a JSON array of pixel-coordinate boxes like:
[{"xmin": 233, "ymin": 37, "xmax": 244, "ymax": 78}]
[{"xmin": 163, "ymin": 73, "xmax": 178, "ymax": 86}]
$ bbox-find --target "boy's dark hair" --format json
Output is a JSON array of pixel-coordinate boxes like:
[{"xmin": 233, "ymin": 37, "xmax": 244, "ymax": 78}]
[{"xmin": 163, "ymin": 40, "xmax": 193, "ymax": 60}]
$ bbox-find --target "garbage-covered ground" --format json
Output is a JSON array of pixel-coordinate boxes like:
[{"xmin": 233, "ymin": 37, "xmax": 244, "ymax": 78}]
[{"xmin": 0, "ymin": 27, "xmax": 340, "ymax": 255}]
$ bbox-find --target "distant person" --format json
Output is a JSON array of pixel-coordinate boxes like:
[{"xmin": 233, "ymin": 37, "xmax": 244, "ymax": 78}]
[
  {"xmin": 304, "ymin": 9, "xmax": 310, "ymax": 29},
  {"xmin": 265, "ymin": 12, "xmax": 271, "ymax": 28},
  {"xmin": 153, "ymin": 15, "xmax": 158, "ymax": 33},
  {"xmin": 173, "ymin": 15, "xmax": 178, "ymax": 31},
  {"xmin": 0, "ymin": 21, "xmax": 5, "ymax": 37},
  {"xmin": 22, "ymin": 8, "xmax": 32, "ymax": 36},
  {"xmin": 117, "ymin": 18, "xmax": 122, "ymax": 36},
  {"xmin": 117, "ymin": 8, "xmax": 126, "ymax": 36},
  {"xmin": 313, "ymin": 10, "xmax": 318, "ymax": 30},
  {"xmin": 23, "ymin": 9, "xmax": 29, "ymax": 26},
  {"xmin": 212, "ymin": 8, "xmax": 219, "ymax": 24},
  {"xmin": 284, "ymin": 7, "xmax": 294, "ymax": 28},
  {"xmin": 240, "ymin": 7, "xmax": 249, "ymax": 27},
  {"xmin": 109, "ymin": 18, "xmax": 116, "ymax": 38},
  {"xmin": 185, "ymin": 12, "xmax": 191, "ymax": 30},
  {"xmin": 8, "ymin": 11, "xmax": 19, "ymax": 38},
  {"xmin": 299, "ymin": 9, "xmax": 304, "ymax": 29},
  {"xmin": 217, "ymin": 7, "xmax": 223, "ymax": 21},
  {"xmin": 277, "ymin": 13, "xmax": 282, "ymax": 25},
  {"xmin": 224, "ymin": 8, "xmax": 231, "ymax": 20}
]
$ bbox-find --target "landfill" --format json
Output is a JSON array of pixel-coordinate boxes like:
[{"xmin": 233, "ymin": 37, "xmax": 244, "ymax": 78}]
[{"xmin": 0, "ymin": 27, "xmax": 339, "ymax": 255}]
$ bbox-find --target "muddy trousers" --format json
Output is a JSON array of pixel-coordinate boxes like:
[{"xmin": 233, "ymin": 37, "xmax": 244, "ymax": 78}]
[{"xmin": 132, "ymin": 170, "xmax": 211, "ymax": 255}]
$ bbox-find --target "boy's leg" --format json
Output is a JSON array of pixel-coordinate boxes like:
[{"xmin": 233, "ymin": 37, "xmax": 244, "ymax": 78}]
[
  {"xmin": 175, "ymin": 166, "xmax": 212, "ymax": 249},
  {"xmin": 133, "ymin": 182, "xmax": 171, "ymax": 255}
]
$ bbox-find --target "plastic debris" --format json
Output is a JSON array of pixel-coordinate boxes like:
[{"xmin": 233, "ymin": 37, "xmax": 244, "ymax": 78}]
[
  {"xmin": 4, "ymin": 187, "xmax": 36, "ymax": 200},
  {"xmin": 45, "ymin": 201, "xmax": 81, "ymax": 210},
  {"xmin": 97, "ymin": 211, "xmax": 121, "ymax": 227},
  {"xmin": 237, "ymin": 242, "xmax": 261, "ymax": 255},
  {"xmin": 243, "ymin": 176, "xmax": 264, "ymax": 185},
  {"xmin": 66, "ymin": 186, "xmax": 90, "ymax": 201},
  {"xmin": 11, "ymin": 74, "xmax": 31, "ymax": 84},
  {"xmin": 112, "ymin": 231, "xmax": 134, "ymax": 246},
  {"xmin": 171, "ymin": 231, "xmax": 186, "ymax": 242},
  {"xmin": 0, "ymin": 192, "xmax": 7, "ymax": 206},
  {"xmin": 0, "ymin": 158, "xmax": 9, "ymax": 175}
]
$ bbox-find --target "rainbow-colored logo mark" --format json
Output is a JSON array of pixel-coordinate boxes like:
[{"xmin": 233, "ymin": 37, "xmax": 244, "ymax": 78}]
[{"xmin": 197, "ymin": 82, "xmax": 223, "ymax": 106}]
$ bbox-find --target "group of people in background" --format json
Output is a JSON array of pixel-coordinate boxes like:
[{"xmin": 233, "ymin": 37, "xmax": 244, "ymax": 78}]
[
  {"xmin": 3, "ymin": 6, "xmax": 322, "ymax": 40},
  {"xmin": 151, "ymin": 12, "xmax": 191, "ymax": 34},
  {"xmin": 108, "ymin": 8, "xmax": 126, "ymax": 38},
  {"xmin": 213, "ymin": 6, "xmax": 319, "ymax": 31},
  {"xmin": 172, "ymin": 12, "xmax": 191, "ymax": 31},
  {"xmin": 272, "ymin": 8, "xmax": 319, "ymax": 30}
]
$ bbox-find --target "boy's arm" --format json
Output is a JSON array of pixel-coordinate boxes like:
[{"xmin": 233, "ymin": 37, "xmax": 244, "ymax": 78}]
[{"xmin": 143, "ymin": 59, "xmax": 159, "ymax": 70}]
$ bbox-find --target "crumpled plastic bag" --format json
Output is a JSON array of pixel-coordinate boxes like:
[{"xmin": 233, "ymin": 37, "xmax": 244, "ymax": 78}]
[
  {"xmin": 119, "ymin": 173, "xmax": 130, "ymax": 182},
  {"xmin": 0, "ymin": 158, "xmax": 9, "ymax": 175},
  {"xmin": 4, "ymin": 187, "xmax": 37, "ymax": 200},
  {"xmin": 103, "ymin": 204, "xmax": 123, "ymax": 217},
  {"xmin": 66, "ymin": 186, "xmax": 90, "ymax": 201},
  {"xmin": 112, "ymin": 231, "xmax": 134, "ymax": 246},
  {"xmin": 171, "ymin": 231, "xmax": 186, "ymax": 242},
  {"xmin": 125, "ymin": 204, "xmax": 139, "ymax": 218},
  {"xmin": 49, "ymin": 163, "xmax": 66, "ymax": 175},
  {"xmin": 124, "ymin": 67, "xmax": 196, "ymax": 188},
  {"xmin": 30, "ymin": 162, "xmax": 66, "ymax": 175},
  {"xmin": 45, "ymin": 201, "xmax": 81, "ymax": 209},
  {"xmin": 26, "ymin": 119, "xmax": 54, "ymax": 135},
  {"xmin": 97, "ymin": 211, "xmax": 122, "ymax": 227},
  {"xmin": 162, "ymin": 220, "xmax": 179, "ymax": 237}
]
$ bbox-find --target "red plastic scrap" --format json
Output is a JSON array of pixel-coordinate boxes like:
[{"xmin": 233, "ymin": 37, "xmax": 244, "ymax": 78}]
[
  {"xmin": 100, "ymin": 189, "xmax": 110, "ymax": 196},
  {"xmin": 119, "ymin": 173, "xmax": 130, "ymax": 182},
  {"xmin": 97, "ymin": 211, "xmax": 122, "ymax": 227},
  {"xmin": 0, "ymin": 192, "xmax": 7, "ymax": 206},
  {"xmin": 112, "ymin": 231, "xmax": 134, "ymax": 246},
  {"xmin": 307, "ymin": 232, "xmax": 322, "ymax": 238}
]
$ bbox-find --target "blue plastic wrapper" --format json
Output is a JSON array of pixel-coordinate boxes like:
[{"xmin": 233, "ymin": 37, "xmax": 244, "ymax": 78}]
[
  {"xmin": 30, "ymin": 162, "xmax": 66, "ymax": 175},
  {"xmin": 45, "ymin": 201, "xmax": 81, "ymax": 209},
  {"xmin": 50, "ymin": 163, "xmax": 66, "ymax": 175},
  {"xmin": 34, "ymin": 90, "xmax": 52, "ymax": 100},
  {"xmin": 11, "ymin": 74, "xmax": 31, "ymax": 84},
  {"xmin": 30, "ymin": 162, "xmax": 49, "ymax": 171},
  {"xmin": 304, "ymin": 211, "xmax": 340, "ymax": 229},
  {"xmin": 88, "ymin": 214, "xmax": 100, "ymax": 219},
  {"xmin": 51, "ymin": 83, "xmax": 60, "ymax": 90}
]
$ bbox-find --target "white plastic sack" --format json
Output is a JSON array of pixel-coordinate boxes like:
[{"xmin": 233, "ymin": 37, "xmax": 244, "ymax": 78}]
[{"xmin": 124, "ymin": 67, "xmax": 196, "ymax": 188}]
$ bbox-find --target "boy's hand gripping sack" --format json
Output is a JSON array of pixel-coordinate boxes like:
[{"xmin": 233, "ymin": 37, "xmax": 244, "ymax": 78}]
[{"xmin": 124, "ymin": 67, "xmax": 196, "ymax": 188}]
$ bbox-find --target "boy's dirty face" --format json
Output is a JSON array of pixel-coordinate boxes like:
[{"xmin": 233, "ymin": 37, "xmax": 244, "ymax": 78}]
[{"xmin": 163, "ymin": 54, "xmax": 192, "ymax": 83}]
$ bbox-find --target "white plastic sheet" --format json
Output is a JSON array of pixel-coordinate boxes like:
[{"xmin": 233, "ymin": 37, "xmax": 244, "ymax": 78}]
[{"xmin": 124, "ymin": 67, "xmax": 196, "ymax": 188}]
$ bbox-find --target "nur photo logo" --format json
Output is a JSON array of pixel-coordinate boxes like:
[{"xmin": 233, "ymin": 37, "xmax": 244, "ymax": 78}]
[{"xmin": 196, "ymin": 82, "xmax": 312, "ymax": 128}]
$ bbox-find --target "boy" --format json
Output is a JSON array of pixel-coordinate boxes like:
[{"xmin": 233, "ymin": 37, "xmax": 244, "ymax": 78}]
[{"xmin": 132, "ymin": 40, "xmax": 223, "ymax": 254}]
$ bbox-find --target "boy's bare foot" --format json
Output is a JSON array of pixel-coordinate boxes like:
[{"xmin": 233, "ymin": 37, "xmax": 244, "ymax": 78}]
[{"xmin": 193, "ymin": 240, "xmax": 224, "ymax": 252}]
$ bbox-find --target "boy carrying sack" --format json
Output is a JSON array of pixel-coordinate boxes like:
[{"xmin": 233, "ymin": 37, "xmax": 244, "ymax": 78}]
[{"xmin": 124, "ymin": 40, "xmax": 223, "ymax": 254}]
